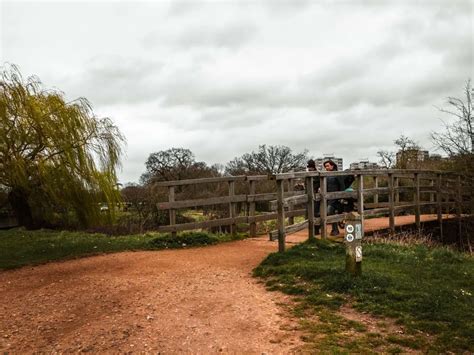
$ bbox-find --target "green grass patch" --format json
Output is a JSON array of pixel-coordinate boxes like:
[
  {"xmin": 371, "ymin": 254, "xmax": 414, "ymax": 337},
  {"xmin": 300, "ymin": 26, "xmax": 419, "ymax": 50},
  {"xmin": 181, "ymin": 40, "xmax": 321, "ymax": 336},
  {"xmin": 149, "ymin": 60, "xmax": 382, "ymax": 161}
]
[
  {"xmin": 0, "ymin": 228, "xmax": 244, "ymax": 270},
  {"xmin": 254, "ymin": 239, "xmax": 474, "ymax": 353}
]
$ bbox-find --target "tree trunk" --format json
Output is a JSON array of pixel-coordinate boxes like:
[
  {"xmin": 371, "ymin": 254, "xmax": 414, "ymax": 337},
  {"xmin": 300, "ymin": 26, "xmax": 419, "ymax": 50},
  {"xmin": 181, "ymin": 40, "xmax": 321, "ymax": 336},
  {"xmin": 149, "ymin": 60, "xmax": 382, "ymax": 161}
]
[{"xmin": 8, "ymin": 187, "xmax": 34, "ymax": 229}]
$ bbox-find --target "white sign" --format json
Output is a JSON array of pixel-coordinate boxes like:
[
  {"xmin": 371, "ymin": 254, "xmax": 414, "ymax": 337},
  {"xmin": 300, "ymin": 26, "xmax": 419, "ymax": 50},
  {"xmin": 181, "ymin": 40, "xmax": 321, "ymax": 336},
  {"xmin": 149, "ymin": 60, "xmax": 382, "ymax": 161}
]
[
  {"xmin": 355, "ymin": 246, "xmax": 362, "ymax": 261},
  {"xmin": 346, "ymin": 234, "xmax": 354, "ymax": 242},
  {"xmin": 346, "ymin": 225, "xmax": 354, "ymax": 233},
  {"xmin": 355, "ymin": 246, "xmax": 362, "ymax": 262},
  {"xmin": 355, "ymin": 224, "xmax": 362, "ymax": 239}
]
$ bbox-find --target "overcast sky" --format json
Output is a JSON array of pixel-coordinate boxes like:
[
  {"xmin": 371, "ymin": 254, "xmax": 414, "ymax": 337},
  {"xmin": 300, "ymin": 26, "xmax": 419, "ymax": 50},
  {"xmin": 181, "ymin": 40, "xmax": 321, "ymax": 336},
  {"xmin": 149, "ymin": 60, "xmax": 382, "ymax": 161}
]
[{"xmin": 1, "ymin": 0, "xmax": 473, "ymax": 183}]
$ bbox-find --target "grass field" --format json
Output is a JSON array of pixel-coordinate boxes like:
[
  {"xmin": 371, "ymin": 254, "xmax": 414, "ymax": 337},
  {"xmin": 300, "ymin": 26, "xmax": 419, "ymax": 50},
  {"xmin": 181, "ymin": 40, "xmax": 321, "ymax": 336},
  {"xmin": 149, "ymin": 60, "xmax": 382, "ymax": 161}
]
[
  {"xmin": 254, "ymin": 238, "xmax": 474, "ymax": 353},
  {"xmin": 0, "ymin": 228, "xmax": 243, "ymax": 270}
]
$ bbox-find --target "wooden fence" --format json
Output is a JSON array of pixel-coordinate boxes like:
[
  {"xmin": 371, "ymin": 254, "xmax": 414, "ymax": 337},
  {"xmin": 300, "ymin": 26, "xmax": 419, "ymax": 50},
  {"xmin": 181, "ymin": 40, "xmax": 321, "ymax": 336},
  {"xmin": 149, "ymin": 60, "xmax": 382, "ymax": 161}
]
[{"xmin": 154, "ymin": 169, "xmax": 473, "ymax": 252}]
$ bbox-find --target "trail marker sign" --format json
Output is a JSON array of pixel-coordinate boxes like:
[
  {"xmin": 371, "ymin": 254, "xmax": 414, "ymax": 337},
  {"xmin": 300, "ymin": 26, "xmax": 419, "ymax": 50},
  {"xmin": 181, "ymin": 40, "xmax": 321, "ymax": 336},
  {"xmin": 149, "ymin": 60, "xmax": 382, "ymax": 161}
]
[{"xmin": 344, "ymin": 212, "xmax": 363, "ymax": 276}]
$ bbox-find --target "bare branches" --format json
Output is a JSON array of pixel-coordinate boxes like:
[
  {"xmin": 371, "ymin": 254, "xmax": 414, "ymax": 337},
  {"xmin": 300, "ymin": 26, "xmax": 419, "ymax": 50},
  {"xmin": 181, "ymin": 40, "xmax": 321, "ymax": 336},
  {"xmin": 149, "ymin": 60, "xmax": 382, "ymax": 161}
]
[{"xmin": 432, "ymin": 79, "xmax": 473, "ymax": 156}]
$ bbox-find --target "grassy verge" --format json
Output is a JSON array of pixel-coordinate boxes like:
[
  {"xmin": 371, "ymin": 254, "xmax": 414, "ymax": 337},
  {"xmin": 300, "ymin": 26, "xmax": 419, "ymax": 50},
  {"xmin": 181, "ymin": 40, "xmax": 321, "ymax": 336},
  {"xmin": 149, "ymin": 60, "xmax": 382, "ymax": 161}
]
[
  {"xmin": 0, "ymin": 228, "xmax": 245, "ymax": 270},
  {"xmin": 254, "ymin": 238, "xmax": 474, "ymax": 353}
]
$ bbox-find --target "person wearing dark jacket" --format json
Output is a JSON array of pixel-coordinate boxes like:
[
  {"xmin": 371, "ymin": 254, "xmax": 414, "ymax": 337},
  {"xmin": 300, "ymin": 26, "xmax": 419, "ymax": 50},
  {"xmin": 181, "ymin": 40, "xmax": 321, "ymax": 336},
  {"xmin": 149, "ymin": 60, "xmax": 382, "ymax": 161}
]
[
  {"xmin": 323, "ymin": 159, "xmax": 345, "ymax": 236},
  {"xmin": 306, "ymin": 159, "xmax": 355, "ymax": 236}
]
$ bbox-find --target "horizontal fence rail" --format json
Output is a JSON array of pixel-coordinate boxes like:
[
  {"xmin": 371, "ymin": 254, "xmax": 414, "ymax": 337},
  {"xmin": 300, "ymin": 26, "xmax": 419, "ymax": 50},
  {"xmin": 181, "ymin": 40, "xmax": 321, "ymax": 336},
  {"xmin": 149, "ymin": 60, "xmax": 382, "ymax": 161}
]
[{"xmin": 153, "ymin": 170, "xmax": 472, "ymax": 251}]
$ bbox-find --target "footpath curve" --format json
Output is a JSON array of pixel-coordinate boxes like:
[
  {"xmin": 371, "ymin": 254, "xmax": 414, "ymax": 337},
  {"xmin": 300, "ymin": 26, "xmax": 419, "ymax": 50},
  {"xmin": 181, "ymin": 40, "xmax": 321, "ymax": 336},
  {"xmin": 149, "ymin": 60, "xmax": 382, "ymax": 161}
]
[
  {"xmin": 0, "ymin": 214, "xmax": 441, "ymax": 352},
  {"xmin": 0, "ymin": 238, "xmax": 303, "ymax": 353}
]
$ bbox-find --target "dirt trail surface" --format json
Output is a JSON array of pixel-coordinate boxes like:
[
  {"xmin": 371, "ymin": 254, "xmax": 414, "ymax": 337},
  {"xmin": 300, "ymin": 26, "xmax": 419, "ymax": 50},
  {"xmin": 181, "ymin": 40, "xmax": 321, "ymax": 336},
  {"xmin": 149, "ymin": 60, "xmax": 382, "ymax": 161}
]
[
  {"xmin": 0, "ymin": 215, "xmax": 442, "ymax": 353},
  {"xmin": 0, "ymin": 237, "xmax": 305, "ymax": 353}
]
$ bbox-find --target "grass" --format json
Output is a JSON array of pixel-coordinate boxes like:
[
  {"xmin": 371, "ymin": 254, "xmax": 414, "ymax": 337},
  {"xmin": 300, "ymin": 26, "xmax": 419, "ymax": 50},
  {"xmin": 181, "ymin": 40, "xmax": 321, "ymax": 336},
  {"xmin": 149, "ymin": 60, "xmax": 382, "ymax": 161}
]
[
  {"xmin": 254, "ymin": 238, "xmax": 474, "ymax": 353},
  {"xmin": 0, "ymin": 228, "xmax": 245, "ymax": 270}
]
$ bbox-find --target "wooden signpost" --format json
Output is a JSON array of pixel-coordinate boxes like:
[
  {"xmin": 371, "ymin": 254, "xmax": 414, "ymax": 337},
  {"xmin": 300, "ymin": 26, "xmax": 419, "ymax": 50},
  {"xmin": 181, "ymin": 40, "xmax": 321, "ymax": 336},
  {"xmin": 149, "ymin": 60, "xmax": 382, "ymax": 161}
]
[{"xmin": 344, "ymin": 212, "xmax": 363, "ymax": 276}]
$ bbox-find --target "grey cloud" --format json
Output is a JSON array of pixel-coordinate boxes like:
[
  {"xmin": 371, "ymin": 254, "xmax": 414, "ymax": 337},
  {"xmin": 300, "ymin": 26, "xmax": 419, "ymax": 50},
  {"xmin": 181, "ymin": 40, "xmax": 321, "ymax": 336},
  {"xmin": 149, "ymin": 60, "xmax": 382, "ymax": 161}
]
[
  {"xmin": 64, "ymin": 57, "xmax": 164, "ymax": 105},
  {"xmin": 176, "ymin": 23, "xmax": 257, "ymax": 49},
  {"xmin": 142, "ymin": 21, "xmax": 258, "ymax": 50}
]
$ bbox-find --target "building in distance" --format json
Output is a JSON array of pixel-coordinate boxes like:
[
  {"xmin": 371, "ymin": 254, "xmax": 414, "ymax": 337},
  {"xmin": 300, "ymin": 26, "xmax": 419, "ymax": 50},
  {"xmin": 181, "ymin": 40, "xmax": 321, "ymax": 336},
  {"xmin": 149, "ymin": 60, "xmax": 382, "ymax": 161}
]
[{"xmin": 349, "ymin": 159, "xmax": 381, "ymax": 170}]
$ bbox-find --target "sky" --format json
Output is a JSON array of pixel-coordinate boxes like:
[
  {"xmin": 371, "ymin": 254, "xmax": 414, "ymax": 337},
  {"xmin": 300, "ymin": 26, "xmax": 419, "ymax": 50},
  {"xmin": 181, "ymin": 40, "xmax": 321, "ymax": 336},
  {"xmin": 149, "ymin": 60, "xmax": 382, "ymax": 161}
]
[{"xmin": 1, "ymin": 0, "xmax": 473, "ymax": 183}]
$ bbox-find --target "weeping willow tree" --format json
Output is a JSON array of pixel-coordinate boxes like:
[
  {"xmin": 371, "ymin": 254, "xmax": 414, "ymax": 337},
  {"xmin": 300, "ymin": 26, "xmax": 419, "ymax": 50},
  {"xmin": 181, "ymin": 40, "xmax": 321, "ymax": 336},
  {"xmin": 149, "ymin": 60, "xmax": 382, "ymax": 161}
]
[{"xmin": 0, "ymin": 64, "xmax": 125, "ymax": 228}]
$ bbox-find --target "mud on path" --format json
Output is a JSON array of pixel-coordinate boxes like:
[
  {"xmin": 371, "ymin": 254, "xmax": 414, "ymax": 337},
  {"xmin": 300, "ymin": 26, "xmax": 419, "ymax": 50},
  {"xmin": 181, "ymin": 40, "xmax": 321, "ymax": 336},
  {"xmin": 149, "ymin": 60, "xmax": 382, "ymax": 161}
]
[{"xmin": 0, "ymin": 237, "xmax": 305, "ymax": 353}]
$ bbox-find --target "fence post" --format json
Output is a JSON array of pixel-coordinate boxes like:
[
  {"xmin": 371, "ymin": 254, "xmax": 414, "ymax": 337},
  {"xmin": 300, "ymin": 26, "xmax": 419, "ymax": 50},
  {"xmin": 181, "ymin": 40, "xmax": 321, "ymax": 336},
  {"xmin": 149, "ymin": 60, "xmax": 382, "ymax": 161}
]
[
  {"xmin": 306, "ymin": 176, "xmax": 315, "ymax": 240},
  {"xmin": 320, "ymin": 176, "xmax": 328, "ymax": 239},
  {"xmin": 457, "ymin": 175, "xmax": 462, "ymax": 239},
  {"xmin": 249, "ymin": 180, "xmax": 257, "ymax": 237},
  {"xmin": 415, "ymin": 173, "xmax": 421, "ymax": 233},
  {"xmin": 288, "ymin": 179, "xmax": 295, "ymax": 225},
  {"xmin": 394, "ymin": 176, "xmax": 400, "ymax": 204},
  {"xmin": 228, "ymin": 180, "xmax": 236, "ymax": 235},
  {"xmin": 437, "ymin": 173, "xmax": 443, "ymax": 239},
  {"xmin": 276, "ymin": 179, "xmax": 285, "ymax": 252},
  {"xmin": 430, "ymin": 179, "xmax": 435, "ymax": 214},
  {"xmin": 344, "ymin": 212, "xmax": 363, "ymax": 277},
  {"xmin": 168, "ymin": 186, "xmax": 176, "ymax": 238},
  {"xmin": 373, "ymin": 176, "xmax": 379, "ymax": 205},
  {"xmin": 388, "ymin": 173, "xmax": 395, "ymax": 234},
  {"xmin": 357, "ymin": 174, "xmax": 364, "ymax": 226}
]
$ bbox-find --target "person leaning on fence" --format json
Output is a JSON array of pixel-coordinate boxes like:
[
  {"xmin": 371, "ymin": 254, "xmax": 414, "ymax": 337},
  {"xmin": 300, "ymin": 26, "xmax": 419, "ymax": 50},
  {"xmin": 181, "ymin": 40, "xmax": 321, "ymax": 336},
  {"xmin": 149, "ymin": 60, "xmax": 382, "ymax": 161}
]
[
  {"xmin": 305, "ymin": 159, "xmax": 355, "ymax": 236},
  {"xmin": 322, "ymin": 159, "xmax": 346, "ymax": 236}
]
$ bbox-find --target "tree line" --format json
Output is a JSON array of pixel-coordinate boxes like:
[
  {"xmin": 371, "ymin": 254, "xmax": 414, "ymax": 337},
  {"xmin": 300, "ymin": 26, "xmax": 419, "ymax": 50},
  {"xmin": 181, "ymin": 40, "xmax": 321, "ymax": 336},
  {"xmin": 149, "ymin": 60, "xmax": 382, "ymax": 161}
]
[{"xmin": 1, "ymin": 64, "xmax": 472, "ymax": 230}]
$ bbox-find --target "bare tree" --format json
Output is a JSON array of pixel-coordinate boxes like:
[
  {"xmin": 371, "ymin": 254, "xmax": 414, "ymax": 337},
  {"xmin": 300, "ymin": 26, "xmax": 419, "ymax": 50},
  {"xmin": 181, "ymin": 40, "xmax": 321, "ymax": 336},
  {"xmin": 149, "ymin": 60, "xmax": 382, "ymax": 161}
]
[
  {"xmin": 377, "ymin": 135, "xmax": 422, "ymax": 169},
  {"xmin": 432, "ymin": 80, "xmax": 473, "ymax": 156},
  {"xmin": 377, "ymin": 150, "xmax": 395, "ymax": 168},
  {"xmin": 141, "ymin": 148, "xmax": 220, "ymax": 184},
  {"xmin": 394, "ymin": 135, "xmax": 422, "ymax": 169},
  {"xmin": 225, "ymin": 145, "xmax": 309, "ymax": 175}
]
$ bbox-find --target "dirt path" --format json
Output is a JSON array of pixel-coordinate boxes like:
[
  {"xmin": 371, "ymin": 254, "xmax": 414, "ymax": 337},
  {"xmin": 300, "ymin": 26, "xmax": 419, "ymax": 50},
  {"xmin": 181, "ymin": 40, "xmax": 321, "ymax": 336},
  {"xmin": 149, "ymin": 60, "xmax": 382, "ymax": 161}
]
[
  {"xmin": 0, "ymin": 215, "xmax": 444, "ymax": 353},
  {"xmin": 0, "ymin": 237, "xmax": 304, "ymax": 353}
]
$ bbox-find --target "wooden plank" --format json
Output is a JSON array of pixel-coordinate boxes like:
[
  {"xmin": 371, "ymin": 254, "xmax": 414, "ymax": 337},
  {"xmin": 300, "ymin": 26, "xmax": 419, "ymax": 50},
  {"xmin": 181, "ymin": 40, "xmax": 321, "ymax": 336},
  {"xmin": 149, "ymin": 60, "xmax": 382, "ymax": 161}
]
[
  {"xmin": 363, "ymin": 187, "xmax": 389, "ymax": 195},
  {"xmin": 248, "ymin": 193, "xmax": 277, "ymax": 202},
  {"xmin": 414, "ymin": 173, "xmax": 421, "ymax": 232},
  {"xmin": 288, "ymin": 179, "xmax": 295, "ymax": 225},
  {"xmin": 306, "ymin": 176, "xmax": 315, "ymax": 240},
  {"xmin": 326, "ymin": 191, "xmax": 358, "ymax": 200},
  {"xmin": 286, "ymin": 209, "xmax": 306, "ymax": 218},
  {"xmin": 246, "ymin": 175, "xmax": 268, "ymax": 181},
  {"xmin": 393, "ymin": 186, "xmax": 415, "ymax": 193},
  {"xmin": 269, "ymin": 219, "xmax": 308, "ymax": 241},
  {"xmin": 437, "ymin": 174, "xmax": 443, "ymax": 239},
  {"xmin": 158, "ymin": 195, "xmax": 247, "ymax": 210},
  {"xmin": 365, "ymin": 202, "xmax": 390, "ymax": 208},
  {"xmin": 357, "ymin": 174, "xmax": 364, "ymax": 225},
  {"xmin": 169, "ymin": 186, "xmax": 176, "ymax": 238},
  {"xmin": 427, "ymin": 179, "xmax": 435, "ymax": 216},
  {"xmin": 326, "ymin": 214, "xmax": 346, "ymax": 223},
  {"xmin": 394, "ymin": 204, "xmax": 416, "ymax": 211},
  {"xmin": 276, "ymin": 179, "xmax": 285, "ymax": 252},
  {"xmin": 249, "ymin": 180, "xmax": 256, "ymax": 237},
  {"xmin": 394, "ymin": 177, "xmax": 400, "ymax": 204},
  {"xmin": 388, "ymin": 173, "xmax": 395, "ymax": 234},
  {"xmin": 363, "ymin": 207, "xmax": 390, "ymax": 216},
  {"xmin": 155, "ymin": 175, "xmax": 247, "ymax": 187},
  {"xmin": 320, "ymin": 176, "xmax": 328, "ymax": 239},
  {"xmin": 251, "ymin": 213, "xmax": 278, "ymax": 223},
  {"xmin": 269, "ymin": 193, "xmax": 308, "ymax": 210},
  {"xmin": 157, "ymin": 216, "xmax": 249, "ymax": 233},
  {"xmin": 373, "ymin": 176, "xmax": 379, "ymax": 204},
  {"xmin": 229, "ymin": 181, "xmax": 236, "ymax": 235}
]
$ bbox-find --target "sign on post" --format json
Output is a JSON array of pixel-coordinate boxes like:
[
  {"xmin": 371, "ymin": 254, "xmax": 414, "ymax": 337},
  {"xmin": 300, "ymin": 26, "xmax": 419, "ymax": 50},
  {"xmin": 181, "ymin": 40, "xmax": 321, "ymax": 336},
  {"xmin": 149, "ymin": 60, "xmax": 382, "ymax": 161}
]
[{"xmin": 344, "ymin": 212, "xmax": 363, "ymax": 276}]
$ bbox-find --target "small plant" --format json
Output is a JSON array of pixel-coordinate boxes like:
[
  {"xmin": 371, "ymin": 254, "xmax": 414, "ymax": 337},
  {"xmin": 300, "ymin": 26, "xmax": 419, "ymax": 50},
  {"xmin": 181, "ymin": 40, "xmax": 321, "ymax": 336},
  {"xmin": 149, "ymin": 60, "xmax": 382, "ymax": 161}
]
[{"xmin": 148, "ymin": 231, "xmax": 220, "ymax": 249}]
